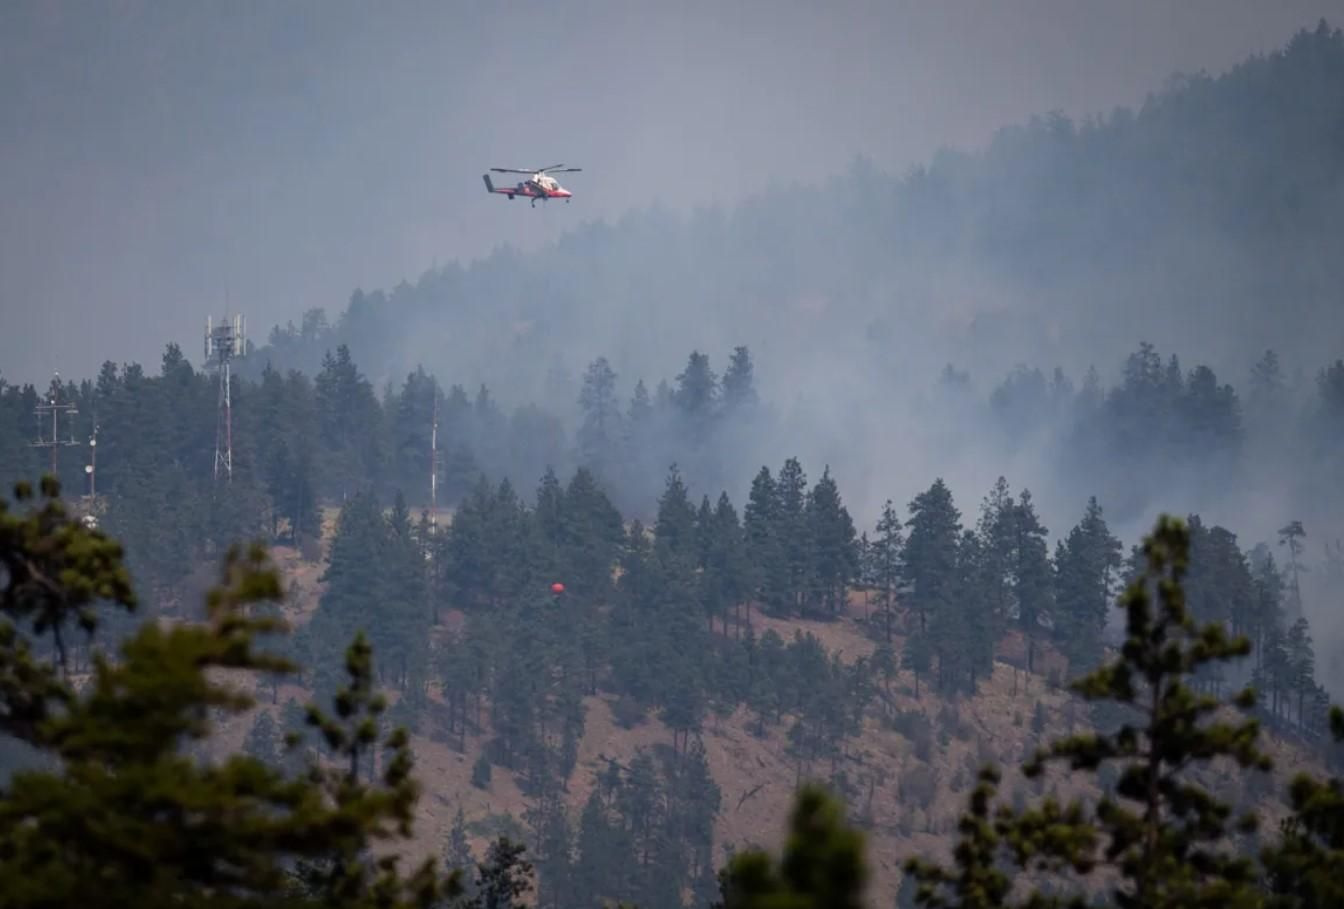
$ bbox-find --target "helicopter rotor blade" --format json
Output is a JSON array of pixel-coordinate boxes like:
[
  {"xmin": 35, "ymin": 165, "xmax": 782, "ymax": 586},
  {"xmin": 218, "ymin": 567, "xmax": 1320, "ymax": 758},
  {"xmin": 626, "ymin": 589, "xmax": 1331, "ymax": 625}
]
[
  {"xmin": 491, "ymin": 168, "xmax": 535, "ymax": 174},
  {"xmin": 535, "ymin": 164, "xmax": 566, "ymax": 173}
]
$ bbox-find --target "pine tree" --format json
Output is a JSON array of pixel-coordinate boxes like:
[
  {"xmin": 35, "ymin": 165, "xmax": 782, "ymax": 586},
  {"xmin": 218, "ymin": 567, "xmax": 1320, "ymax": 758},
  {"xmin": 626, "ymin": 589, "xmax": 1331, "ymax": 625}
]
[
  {"xmin": 469, "ymin": 837, "xmax": 533, "ymax": 909},
  {"xmin": 1286, "ymin": 617, "xmax": 1316, "ymax": 730},
  {"xmin": 775, "ymin": 458, "xmax": 811, "ymax": 615},
  {"xmin": 444, "ymin": 807, "xmax": 477, "ymax": 901},
  {"xmin": 910, "ymin": 515, "xmax": 1274, "ymax": 909},
  {"xmin": 383, "ymin": 490, "xmax": 431, "ymax": 692},
  {"xmin": 905, "ymin": 480, "xmax": 960, "ymax": 634},
  {"xmin": 674, "ymin": 351, "xmax": 719, "ymax": 432},
  {"xmin": 308, "ymin": 491, "xmax": 388, "ymax": 703},
  {"xmin": 806, "ymin": 467, "xmax": 858, "ymax": 615},
  {"xmin": 975, "ymin": 476, "xmax": 1016, "ymax": 633},
  {"xmin": 721, "ymin": 345, "xmax": 758, "ymax": 413},
  {"xmin": 1052, "ymin": 496, "xmax": 1123, "ymax": 672},
  {"xmin": 578, "ymin": 356, "xmax": 622, "ymax": 477},
  {"xmin": 743, "ymin": 466, "xmax": 783, "ymax": 615},
  {"xmin": 703, "ymin": 492, "xmax": 747, "ymax": 635},
  {"xmin": 715, "ymin": 784, "xmax": 868, "ymax": 909},
  {"xmin": 0, "ymin": 483, "xmax": 457, "ymax": 907},
  {"xmin": 1009, "ymin": 490, "xmax": 1053, "ymax": 675},
  {"xmin": 1263, "ymin": 708, "xmax": 1344, "ymax": 908},
  {"xmin": 1279, "ymin": 520, "xmax": 1307, "ymax": 619},
  {"xmin": 872, "ymin": 499, "xmax": 905, "ymax": 642},
  {"xmin": 525, "ymin": 793, "xmax": 574, "ymax": 909}
]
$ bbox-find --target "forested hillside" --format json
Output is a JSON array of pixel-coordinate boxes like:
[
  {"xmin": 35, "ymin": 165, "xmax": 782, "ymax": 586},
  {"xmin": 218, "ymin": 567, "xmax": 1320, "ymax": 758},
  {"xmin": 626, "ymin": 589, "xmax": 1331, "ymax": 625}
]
[
  {"xmin": 5, "ymin": 338, "xmax": 1340, "ymax": 905},
  {"xmin": 4, "ymin": 337, "xmax": 1341, "ymax": 687}
]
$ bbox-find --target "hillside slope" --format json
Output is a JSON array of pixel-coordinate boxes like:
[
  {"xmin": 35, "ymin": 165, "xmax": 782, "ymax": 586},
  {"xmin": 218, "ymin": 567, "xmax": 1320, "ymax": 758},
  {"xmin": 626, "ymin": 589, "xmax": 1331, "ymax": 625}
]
[{"xmin": 212, "ymin": 533, "xmax": 1323, "ymax": 906}]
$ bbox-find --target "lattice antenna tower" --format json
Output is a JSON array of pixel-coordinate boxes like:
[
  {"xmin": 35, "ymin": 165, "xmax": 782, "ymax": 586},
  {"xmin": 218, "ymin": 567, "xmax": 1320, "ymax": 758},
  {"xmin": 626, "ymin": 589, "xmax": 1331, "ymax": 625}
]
[
  {"xmin": 31, "ymin": 372, "xmax": 79, "ymax": 482},
  {"xmin": 206, "ymin": 314, "xmax": 245, "ymax": 484}
]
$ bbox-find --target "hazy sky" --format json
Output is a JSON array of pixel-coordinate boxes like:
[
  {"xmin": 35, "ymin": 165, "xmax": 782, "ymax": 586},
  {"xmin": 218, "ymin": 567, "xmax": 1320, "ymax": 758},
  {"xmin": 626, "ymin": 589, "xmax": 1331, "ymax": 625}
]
[{"xmin": 1, "ymin": 0, "xmax": 1339, "ymax": 383}]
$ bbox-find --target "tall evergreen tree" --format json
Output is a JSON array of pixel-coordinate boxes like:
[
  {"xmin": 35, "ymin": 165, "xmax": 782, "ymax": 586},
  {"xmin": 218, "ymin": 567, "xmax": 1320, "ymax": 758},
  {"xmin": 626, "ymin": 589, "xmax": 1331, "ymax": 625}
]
[
  {"xmin": 1008, "ymin": 490, "xmax": 1053, "ymax": 675},
  {"xmin": 578, "ymin": 356, "xmax": 622, "ymax": 476},
  {"xmin": 721, "ymin": 345, "xmax": 758, "ymax": 413},
  {"xmin": 903, "ymin": 479, "xmax": 961, "ymax": 637},
  {"xmin": 1279, "ymin": 520, "xmax": 1307, "ymax": 619},
  {"xmin": 743, "ymin": 466, "xmax": 783, "ymax": 615},
  {"xmin": 1052, "ymin": 496, "xmax": 1123, "ymax": 672},
  {"xmin": 806, "ymin": 467, "xmax": 858, "ymax": 615},
  {"xmin": 871, "ymin": 500, "xmax": 905, "ymax": 642},
  {"xmin": 775, "ymin": 458, "xmax": 811, "ymax": 615}
]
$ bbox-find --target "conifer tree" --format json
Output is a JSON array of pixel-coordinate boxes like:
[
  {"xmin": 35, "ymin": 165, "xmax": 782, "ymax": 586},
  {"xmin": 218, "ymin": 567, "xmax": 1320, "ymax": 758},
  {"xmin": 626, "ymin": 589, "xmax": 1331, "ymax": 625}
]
[
  {"xmin": 1263, "ymin": 707, "xmax": 1344, "ymax": 908},
  {"xmin": 578, "ymin": 356, "xmax": 622, "ymax": 477},
  {"xmin": 1052, "ymin": 496, "xmax": 1123, "ymax": 672},
  {"xmin": 444, "ymin": 807, "xmax": 477, "ymax": 901},
  {"xmin": 775, "ymin": 458, "xmax": 811, "ymax": 614},
  {"xmin": 1007, "ymin": 490, "xmax": 1053, "ymax": 675},
  {"xmin": 654, "ymin": 465, "xmax": 698, "ymax": 569},
  {"xmin": 0, "ymin": 483, "xmax": 457, "ymax": 908},
  {"xmin": 703, "ymin": 492, "xmax": 747, "ymax": 635},
  {"xmin": 721, "ymin": 345, "xmax": 758, "ymax": 413},
  {"xmin": 743, "ymin": 466, "xmax": 783, "ymax": 615},
  {"xmin": 715, "ymin": 784, "xmax": 868, "ymax": 909},
  {"xmin": 806, "ymin": 467, "xmax": 858, "ymax": 616},
  {"xmin": 872, "ymin": 499, "xmax": 905, "ymax": 642},
  {"xmin": 1278, "ymin": 520, "xmax": 1307, "ymax": 619},
  {"xmin": 909, "ymin": 515, "xmax": 1274, "ymax": 909},
  {"xmin": 903, "ymin": 479, "xmax": 960, "ymax": 694}
]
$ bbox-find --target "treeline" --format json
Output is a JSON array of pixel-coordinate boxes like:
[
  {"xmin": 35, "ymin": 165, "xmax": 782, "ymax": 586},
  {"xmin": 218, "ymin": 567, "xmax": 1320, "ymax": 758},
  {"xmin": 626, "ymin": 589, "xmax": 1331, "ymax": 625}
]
[
  {"xmin": 0, "ymin": 342, "xmax": 764, "ymax": 603},
  {"xmin": 6, "ymin": 337, "xmax": 1343, "ymax": 604},
  {"xmin": 972, "ymin": 343, "xmax": 1344, "ymax": 523}
]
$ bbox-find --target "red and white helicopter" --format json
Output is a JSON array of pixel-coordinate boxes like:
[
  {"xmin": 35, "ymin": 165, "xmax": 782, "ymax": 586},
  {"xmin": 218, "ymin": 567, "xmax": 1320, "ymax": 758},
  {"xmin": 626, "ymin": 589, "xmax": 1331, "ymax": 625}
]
[{"xmin": 482, "ymin": 164, "xmax": 581, "ymax": 207}]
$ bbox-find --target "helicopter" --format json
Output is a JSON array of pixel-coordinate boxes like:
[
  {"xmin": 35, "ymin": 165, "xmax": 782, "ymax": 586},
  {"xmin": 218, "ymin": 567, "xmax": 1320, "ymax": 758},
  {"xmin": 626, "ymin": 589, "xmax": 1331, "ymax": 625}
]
[{"xmin": 483, "ymin": 164, "xmax": 581, "ymax": 207}]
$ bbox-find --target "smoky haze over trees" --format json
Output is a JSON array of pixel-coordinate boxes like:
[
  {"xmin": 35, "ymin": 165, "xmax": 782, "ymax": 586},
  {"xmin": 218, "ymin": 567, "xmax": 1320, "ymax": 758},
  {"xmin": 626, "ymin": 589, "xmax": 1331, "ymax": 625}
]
[{"xmin": 224, "ymin": 23, "xmax": 1344, "ymax": 537}]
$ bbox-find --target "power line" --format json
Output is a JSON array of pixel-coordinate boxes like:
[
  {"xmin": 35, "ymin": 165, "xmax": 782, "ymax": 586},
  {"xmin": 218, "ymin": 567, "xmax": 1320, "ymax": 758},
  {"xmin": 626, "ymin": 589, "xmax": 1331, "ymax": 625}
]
[{"xmin": 31, "ymin": 373, "xmax": 79, "ymax": 482}]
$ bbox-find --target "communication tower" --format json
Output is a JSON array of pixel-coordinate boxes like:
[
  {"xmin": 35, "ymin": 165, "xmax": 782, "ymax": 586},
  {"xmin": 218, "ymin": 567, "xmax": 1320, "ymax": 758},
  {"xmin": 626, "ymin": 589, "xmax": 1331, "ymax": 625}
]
[
  {"xmin": 81, "ymin": 423, "xmax": 100, "ymax": 528},
  {"xmin": 429, "ymin": 388, "xmax": 440, "ymax": 532},
  {"xmin": 31, "ymin": 373, "xmax": 79, "ymax": 482},
  {"xmin": 206, "ymin": 315, "xmax": 246, "ymax": 484}
]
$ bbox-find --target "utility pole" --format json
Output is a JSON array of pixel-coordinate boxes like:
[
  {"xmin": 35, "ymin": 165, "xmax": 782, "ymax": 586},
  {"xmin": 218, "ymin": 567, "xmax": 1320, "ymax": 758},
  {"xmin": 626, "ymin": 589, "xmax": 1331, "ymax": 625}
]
[
  {"xmin": 206, "ymin": 314, "xmax": 245, "ymax": 485},
  {"xmin": 426, "ymin": 386, "xmax": 440, "ymax": 624},
  {"xmin": 31, "ymin": 373, "xmax": 79, "ymax": 483}
]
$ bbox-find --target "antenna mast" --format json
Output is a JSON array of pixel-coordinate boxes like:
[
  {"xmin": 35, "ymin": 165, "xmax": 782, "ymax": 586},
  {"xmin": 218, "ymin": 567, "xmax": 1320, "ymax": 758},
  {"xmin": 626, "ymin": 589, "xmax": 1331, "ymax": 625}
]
[
  {"xmin": 206, "ymin": 314, "xmax": 245, "ymax": 484},
  {"xmin": 31, "ymin": 373, "xmax": 79, "ymax": 483},
  {"xmin": 429, "ymin": 387, "xmax": 439, "ymax": 531}
]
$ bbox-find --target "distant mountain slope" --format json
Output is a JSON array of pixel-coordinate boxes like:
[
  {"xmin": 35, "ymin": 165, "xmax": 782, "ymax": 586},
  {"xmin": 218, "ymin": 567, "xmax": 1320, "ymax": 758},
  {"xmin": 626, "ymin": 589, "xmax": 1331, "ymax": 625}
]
[{"xmin": 249, "ymin": 22, "xmax": 1344, "ymax": 402}]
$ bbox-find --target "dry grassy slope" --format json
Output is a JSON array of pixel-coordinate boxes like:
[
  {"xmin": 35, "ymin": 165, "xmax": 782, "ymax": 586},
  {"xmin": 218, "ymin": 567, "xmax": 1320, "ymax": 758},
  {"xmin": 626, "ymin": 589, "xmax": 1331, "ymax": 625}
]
[{"xmin": 206, "ymin": 518, "xmax": 1324, "ymax": 907}]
